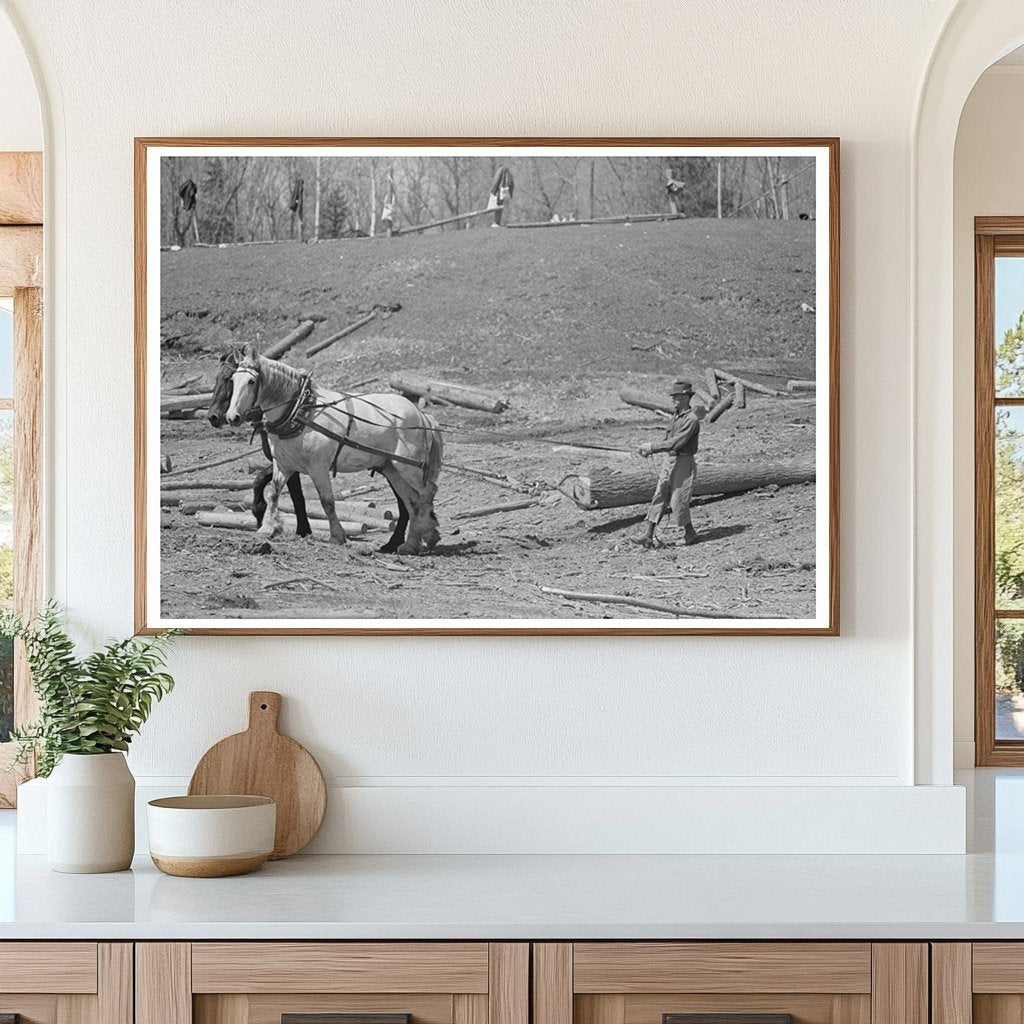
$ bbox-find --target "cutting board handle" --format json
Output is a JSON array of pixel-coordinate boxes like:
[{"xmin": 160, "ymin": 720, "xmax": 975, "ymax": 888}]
[{"xmin": 248, "ymin": 691, "xmax": 282, "ymax": 734}]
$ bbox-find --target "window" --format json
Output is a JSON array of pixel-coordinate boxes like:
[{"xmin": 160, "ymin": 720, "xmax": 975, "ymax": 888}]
[{"xmin": 975, "ymin": 220, "xmax": 1024, "ymax": 764}]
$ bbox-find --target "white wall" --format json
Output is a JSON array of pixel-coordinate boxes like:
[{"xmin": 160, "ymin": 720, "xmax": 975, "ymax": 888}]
[
  {"xmin": 1, "ymin": 0, "xmax": 972, "ymax": 852},
  {"xmin": 0, "ymin": 8, "xmax": 39, "ymax": 151},
  {"xmin": 952, "ymin": 66, "xmax": 1024, "ymax": 767}
]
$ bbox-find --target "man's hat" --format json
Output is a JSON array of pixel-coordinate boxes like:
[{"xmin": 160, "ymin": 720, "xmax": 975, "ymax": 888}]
[{"xmin": 669, "ymin": 379, "xmax": 694, "ymax": 396}]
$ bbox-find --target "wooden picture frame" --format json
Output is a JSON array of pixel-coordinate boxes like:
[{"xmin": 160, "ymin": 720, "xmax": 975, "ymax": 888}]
[{"xmin": 135, "ymin": 137, "xmax": 839, "ymax": 636}]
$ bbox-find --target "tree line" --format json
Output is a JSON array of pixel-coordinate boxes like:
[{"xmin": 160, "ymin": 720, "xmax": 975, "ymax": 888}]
[{"xmin": 161, "ymin": 154, "xmax": 817, "ymax": 246}]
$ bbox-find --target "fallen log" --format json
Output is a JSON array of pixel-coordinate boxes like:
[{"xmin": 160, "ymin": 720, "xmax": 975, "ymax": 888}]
[
  {"xmin": 161, "ymin": 477, "xmax": 253, "ymax": 492},
  {"xmin": 445, "ymin": 462, "xmax": 533, "ymax": 493},
  {"xmin": 389, "ymin": 374, "xmax": 509, "ymax": 413},
  {"xmin": 787, "ymin": 379, "xmax": 816, "ymax": 393},
  {"xmin": 539, "ymin": 586, "xmax": 763, "ymax": 620},
  {"xmin": 706, "ymin": 391, "xmax": 734, "ymax": 423},
  {"xmin": 734, "ymin": 382, "xmax": 746, "ymax": 409},
  {"xmin": 619, "ymin": 384, "xmax": 714, "ymax": 413},
  {"xmin": 558, "ymin": 458, "xmax": 816, "ymax": 510},
  {"xmin": 704, "ymin": 367, "xmax": 720, "ymax": 401},
  {"xmin": 238, "ymin": 495, "xmax": 395, "ymax": 532},
  {"xmin": 714, "ymin": 369, "xmax": 786, "ymax": 397},
  {"xmin": 506, "ymin": 212, "xmax": 685, "ymax": 229},
  {"xmin": 306, "ymin": 310, "xmax": 377, "ymax": 357},
  {"xmin": 263, "ymin": 319, "xmax": 315, "ymax": 360},
  {"xmin": 161, "ymin": 392, "xmax": 214, "ymax": 413},
  {"xmin": 195, "ymin": 511, "xmax": 368, "ymax": 536},
  {"xmin": 395, "ymin": 208, "xmax": 494, "ymax": 235},
  {"xmin": 162, "ymin": 449, "xmax": 253, "ymax": 477},
  {"xmin": 452, "ymin": 498, "xmax": 540, "ymax": 520}
]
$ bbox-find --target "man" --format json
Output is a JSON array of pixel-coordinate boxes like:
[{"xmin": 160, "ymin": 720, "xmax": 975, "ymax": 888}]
[{"xmin": 637, "ymin": 379, "xmax": 701, "ymax": 548}]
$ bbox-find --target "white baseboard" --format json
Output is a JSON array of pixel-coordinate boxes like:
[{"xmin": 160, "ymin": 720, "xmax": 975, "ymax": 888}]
[{"xmin": 17, "ymin": 778, "xmax": 967, "ymax": 856}]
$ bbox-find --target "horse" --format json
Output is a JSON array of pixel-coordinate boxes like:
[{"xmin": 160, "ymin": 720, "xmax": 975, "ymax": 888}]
[
  {"xmin": 207, "ymin": 354, "xmax": 312, "ymax": 538},
  {"xmin": 225, "ymin": 343, "xmax": 443, "ymax": 554}
]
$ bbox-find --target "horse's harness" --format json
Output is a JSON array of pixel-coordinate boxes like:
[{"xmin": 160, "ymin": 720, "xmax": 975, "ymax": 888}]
[{"xmin": 236, "ymin": 364, "xmax": 430, "ymax": 474}]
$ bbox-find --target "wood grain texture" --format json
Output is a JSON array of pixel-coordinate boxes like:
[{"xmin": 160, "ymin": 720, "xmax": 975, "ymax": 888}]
[
  {"xmin": 576, "ymin": 996, "xmax": 626, "ymax": 1024},
  {"xmin": 974, "ymin": 995, "xmax": 1024, "ymax": 1024},
  {"xmin": 242, "ymin": 994, "xmax": 451, "ymax": 1024},
  {"xmin": 191, "ymin": 943, "xmax": 489, "ymax": 994},
  {"xmin": 98, "ymin": 945, "xmax": 132, "ymax": 1024},
  {"xmin": 0, "ymin": 226, "xmax": 42, "ymax": 295},
  {"xmin": 971, "ymin": 944, "xmax": 1024, "ymax": 992},
  {"xmin": 0, "ymin": 998, "xmax": 58, "ymax": 1024},
  {"xmin": 869, "ymin": 945, "xmax": 927, "ymax": 1024},
  {"xmin": 976, "ymin": 229, "xmax": 998, "ymax": 765},
  {"xmin": 14, "ymin": 286, "xmax": 43, "ymax": 725},
  {"xmin": 623, "ymin": 995, "xmax": 868, "ymax": 1024},
  {"xmin": 534, "ymin": 944, "xmax": 572, "ymax": 1024},
  {"xmin": 282, "ymin": 1016, "xmax": 410, "ymax": 1024},
  {"xmin": 0, "ymin": 153, "xmax": 42, "ymax": 224},
  {"xmin": 488, "ymin": 944, "xmax": 528, "ymax": 1024},
  {"xmin": 931, "ymin": 945, "xmax": 971, "ymax": 1024},
  {"xmin": 136, "ymin": 943, "xmax": 192, "ymax": 1024},
  {"xmin": 0, "ymin": 943, "xmax": 97, "ymax": 993},
  {"xmin": 188, "ymin": 691, "xmax": 326, "ymax": 858},
  {"xmin": 573, "ymin": 943, "xmax": 871, "ymax": 994},
  {"xmin": 134, "ymin": 135, "xmax": 839, "ymax": 637},
  {"xmin": 453, "ymin": 994, "xmax": 487, "ymax": 1024}
]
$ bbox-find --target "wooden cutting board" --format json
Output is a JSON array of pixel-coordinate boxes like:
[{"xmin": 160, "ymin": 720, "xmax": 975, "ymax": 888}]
[{"xmin": 188, "ymin": 691, "xmax": 326, "ymax": 859}]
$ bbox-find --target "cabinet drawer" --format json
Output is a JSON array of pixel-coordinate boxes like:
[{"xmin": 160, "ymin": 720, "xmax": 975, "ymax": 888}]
[
  {"xmin": 533, "ymin": 944, "xmax": 924, "ymax": 1024},
  {"xmin": 0, "ymin": 942, "xmax": 99, "ymax": 993},
  {"xmin": 572, "ymin": 944, "xmax": 872, "ymax": 994},
  {"xmin": 191, "ymin": 943, "xmax": 491, "ymax": 994},
  {"xmin": 140, "ymin": 943, "xmax": 528, "ymax": 1024},
  {"xmin": 0, "ymin": 943, "xmax": 130, "ymax": 1024}
]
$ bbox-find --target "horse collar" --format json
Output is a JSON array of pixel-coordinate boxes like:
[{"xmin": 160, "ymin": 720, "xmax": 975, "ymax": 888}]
[{"xmin": 264, "ymin": 373, "xmax": 316, "ymax": 439}]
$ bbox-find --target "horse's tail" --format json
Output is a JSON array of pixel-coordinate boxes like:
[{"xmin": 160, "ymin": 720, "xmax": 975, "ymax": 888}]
[{"xmin": 420, "ymin": 411, "xmax": 443, "ymax": 490}]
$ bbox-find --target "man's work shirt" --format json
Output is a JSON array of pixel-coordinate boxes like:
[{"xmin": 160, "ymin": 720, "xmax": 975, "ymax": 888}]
[{"xmin": 650, "ymin": 409, "xmax": 700, "ymax": 456}]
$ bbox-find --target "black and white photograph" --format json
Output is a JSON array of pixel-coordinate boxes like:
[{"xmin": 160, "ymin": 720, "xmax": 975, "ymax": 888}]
[{"xmin": 136, "ymin": 140, "xmax": 838, "ymax": 634}]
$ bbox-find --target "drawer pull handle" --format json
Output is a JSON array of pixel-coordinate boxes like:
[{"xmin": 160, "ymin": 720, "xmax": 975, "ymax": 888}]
[
  {"xmin": 283, "ymin": 1015, "xmax": 411, "ymax": 1024},
  {"xmin": 664, "ymin": 1016, "xmax": 795, "ymax": 1024}
]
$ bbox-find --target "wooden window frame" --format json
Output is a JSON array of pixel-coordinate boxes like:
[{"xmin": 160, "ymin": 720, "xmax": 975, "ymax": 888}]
[{"xmin": 0, "ymin": 151, "xmax": 43, "ymax": 806}]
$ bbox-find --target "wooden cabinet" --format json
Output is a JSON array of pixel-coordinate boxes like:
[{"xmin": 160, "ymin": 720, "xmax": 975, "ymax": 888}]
[
  {"xmin": 532, "ymin": 944, "xmax": 928, "ymax": 1024},
  {"xmin": 932, "ymin": 943, "xmax": 1024, "ymax": 1024},
  {"xmin": 0, "ymin": 943, "xmax": 132, "ymax": 1024},
  {"xmin": 136, "ymin": 944, "xmax": 528, "ymax": 1024}
]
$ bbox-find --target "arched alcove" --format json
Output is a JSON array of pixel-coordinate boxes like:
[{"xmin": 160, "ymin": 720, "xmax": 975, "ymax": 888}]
[{"xmin": 914, "ymin": 2, "xmax": 1024, "ymax": 785}]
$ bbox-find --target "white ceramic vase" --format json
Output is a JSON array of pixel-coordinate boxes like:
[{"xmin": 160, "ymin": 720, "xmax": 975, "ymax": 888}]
[{"xmin": 46, "ymin": 752, "xmax": 135, "ymax": 873}]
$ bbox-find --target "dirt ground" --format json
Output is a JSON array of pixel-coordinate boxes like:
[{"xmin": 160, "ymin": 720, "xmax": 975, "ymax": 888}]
[{"xmin": 158, "ymin": 219, "xmax": 819, "ymax": 622}]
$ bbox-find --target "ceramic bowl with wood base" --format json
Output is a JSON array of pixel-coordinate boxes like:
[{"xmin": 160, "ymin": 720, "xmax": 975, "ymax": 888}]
[{"xmin": 147, "ymin": 795, "xmax": 276, "ymax": 877}]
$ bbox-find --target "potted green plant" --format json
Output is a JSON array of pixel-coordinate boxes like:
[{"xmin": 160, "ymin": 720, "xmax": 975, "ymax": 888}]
[{"xmin": 2, "ymin": 603, "xmax": 178, "ymax": 873}]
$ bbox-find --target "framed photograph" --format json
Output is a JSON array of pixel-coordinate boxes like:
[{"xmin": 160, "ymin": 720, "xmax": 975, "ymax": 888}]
[{"xmin": 135, "ymin": 137, "xmax": 839, "ymax": 635}]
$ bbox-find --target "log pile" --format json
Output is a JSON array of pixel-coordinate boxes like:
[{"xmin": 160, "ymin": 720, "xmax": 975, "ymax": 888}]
[
  {"xmin": 558, "ymin": 458, "xmax": 816, "ymax": 510},
  {"xmin": 195, "ymin": 511, "xmax": 367, "ymax": 537}
]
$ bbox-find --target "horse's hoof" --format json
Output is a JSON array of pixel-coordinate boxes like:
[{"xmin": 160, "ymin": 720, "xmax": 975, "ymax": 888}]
[
  {"xmin": 397, "ymin": 541, "xmax": 421, "ymax": 555},
  {"xmin": 378, "ymin": 540, "xmax": 400, "ymax": 554},
  {"xmin": 423, "ymin": 529, "xmax": 441, "ymax": 551}
]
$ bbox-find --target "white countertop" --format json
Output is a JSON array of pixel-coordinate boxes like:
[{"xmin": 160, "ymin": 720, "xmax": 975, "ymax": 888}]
[
  {"xmin": 1, "ymin": 769, "xmax": 1021, "ymax": 941},
  {"xmin": 0, "ymin": 849, "xmax": 1022, "ymax": 940}
]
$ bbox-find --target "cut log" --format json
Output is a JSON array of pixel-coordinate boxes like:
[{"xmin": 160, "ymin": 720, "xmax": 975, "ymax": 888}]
[
  {"xmin": 734, "ymin": 382, "xmax": 746, "ymax": 409},
  {"xmin": 714, "ymin": 369, "xmax": 786, "ymax": 397},
  {"xmin": 619, "ymin": 385, "xmax": 714, "ymax": 413},
  {"xmin": 161, "ymin": 477, "xmax": 254, "ymax": 491},
  {"xmin": 452, "ymin": 498, "xmax": 540, "ymax": 520},
  {"xmin": 305, "ymin": 310, "xmax": 377, "ymax": 357},
  {"xmin": 558, "ymin": 458, "xmax": 816, "ymax": 510},
  {"xmin": 195, "ymin": 511, "xmax": 368, "ymax": 536},
  {"xmin": 161, "ymin": 392, "xmax": 214, "ymax": 413},
  {"xmin": 704, "ymin": 367, "xmax": 720, "ymax": 400},
  {"xmin": 395, "ymin": 208, "xmax": 495, "ymax": 235},
  {"xmin": 162, "ymin": 449, "xmax": 253, "ymax": 477},
  {"xmin": 389, "ymin": 374, "xmax": 509, "ymax": 413},
  {"xmin": 262, "ymin": 319, "xmax": 315, "ymax": 360},
  {"xmin": 539, "ymin": 585, "xmax": 762, "ymax": 620},
  {"xmin": 238, "ymin": 494, "xmax": 395, "ymax": 532},
  {"xmin": 506, "ymin": 212, "xmax": 685, "ymax": 229},
  {"xmin": 787, "ymin": 379, "xmax": 816, "ymax": 393},
  {"xmin": 706, "ymin": 391, "xmax": 734, "ymax": 423}
]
